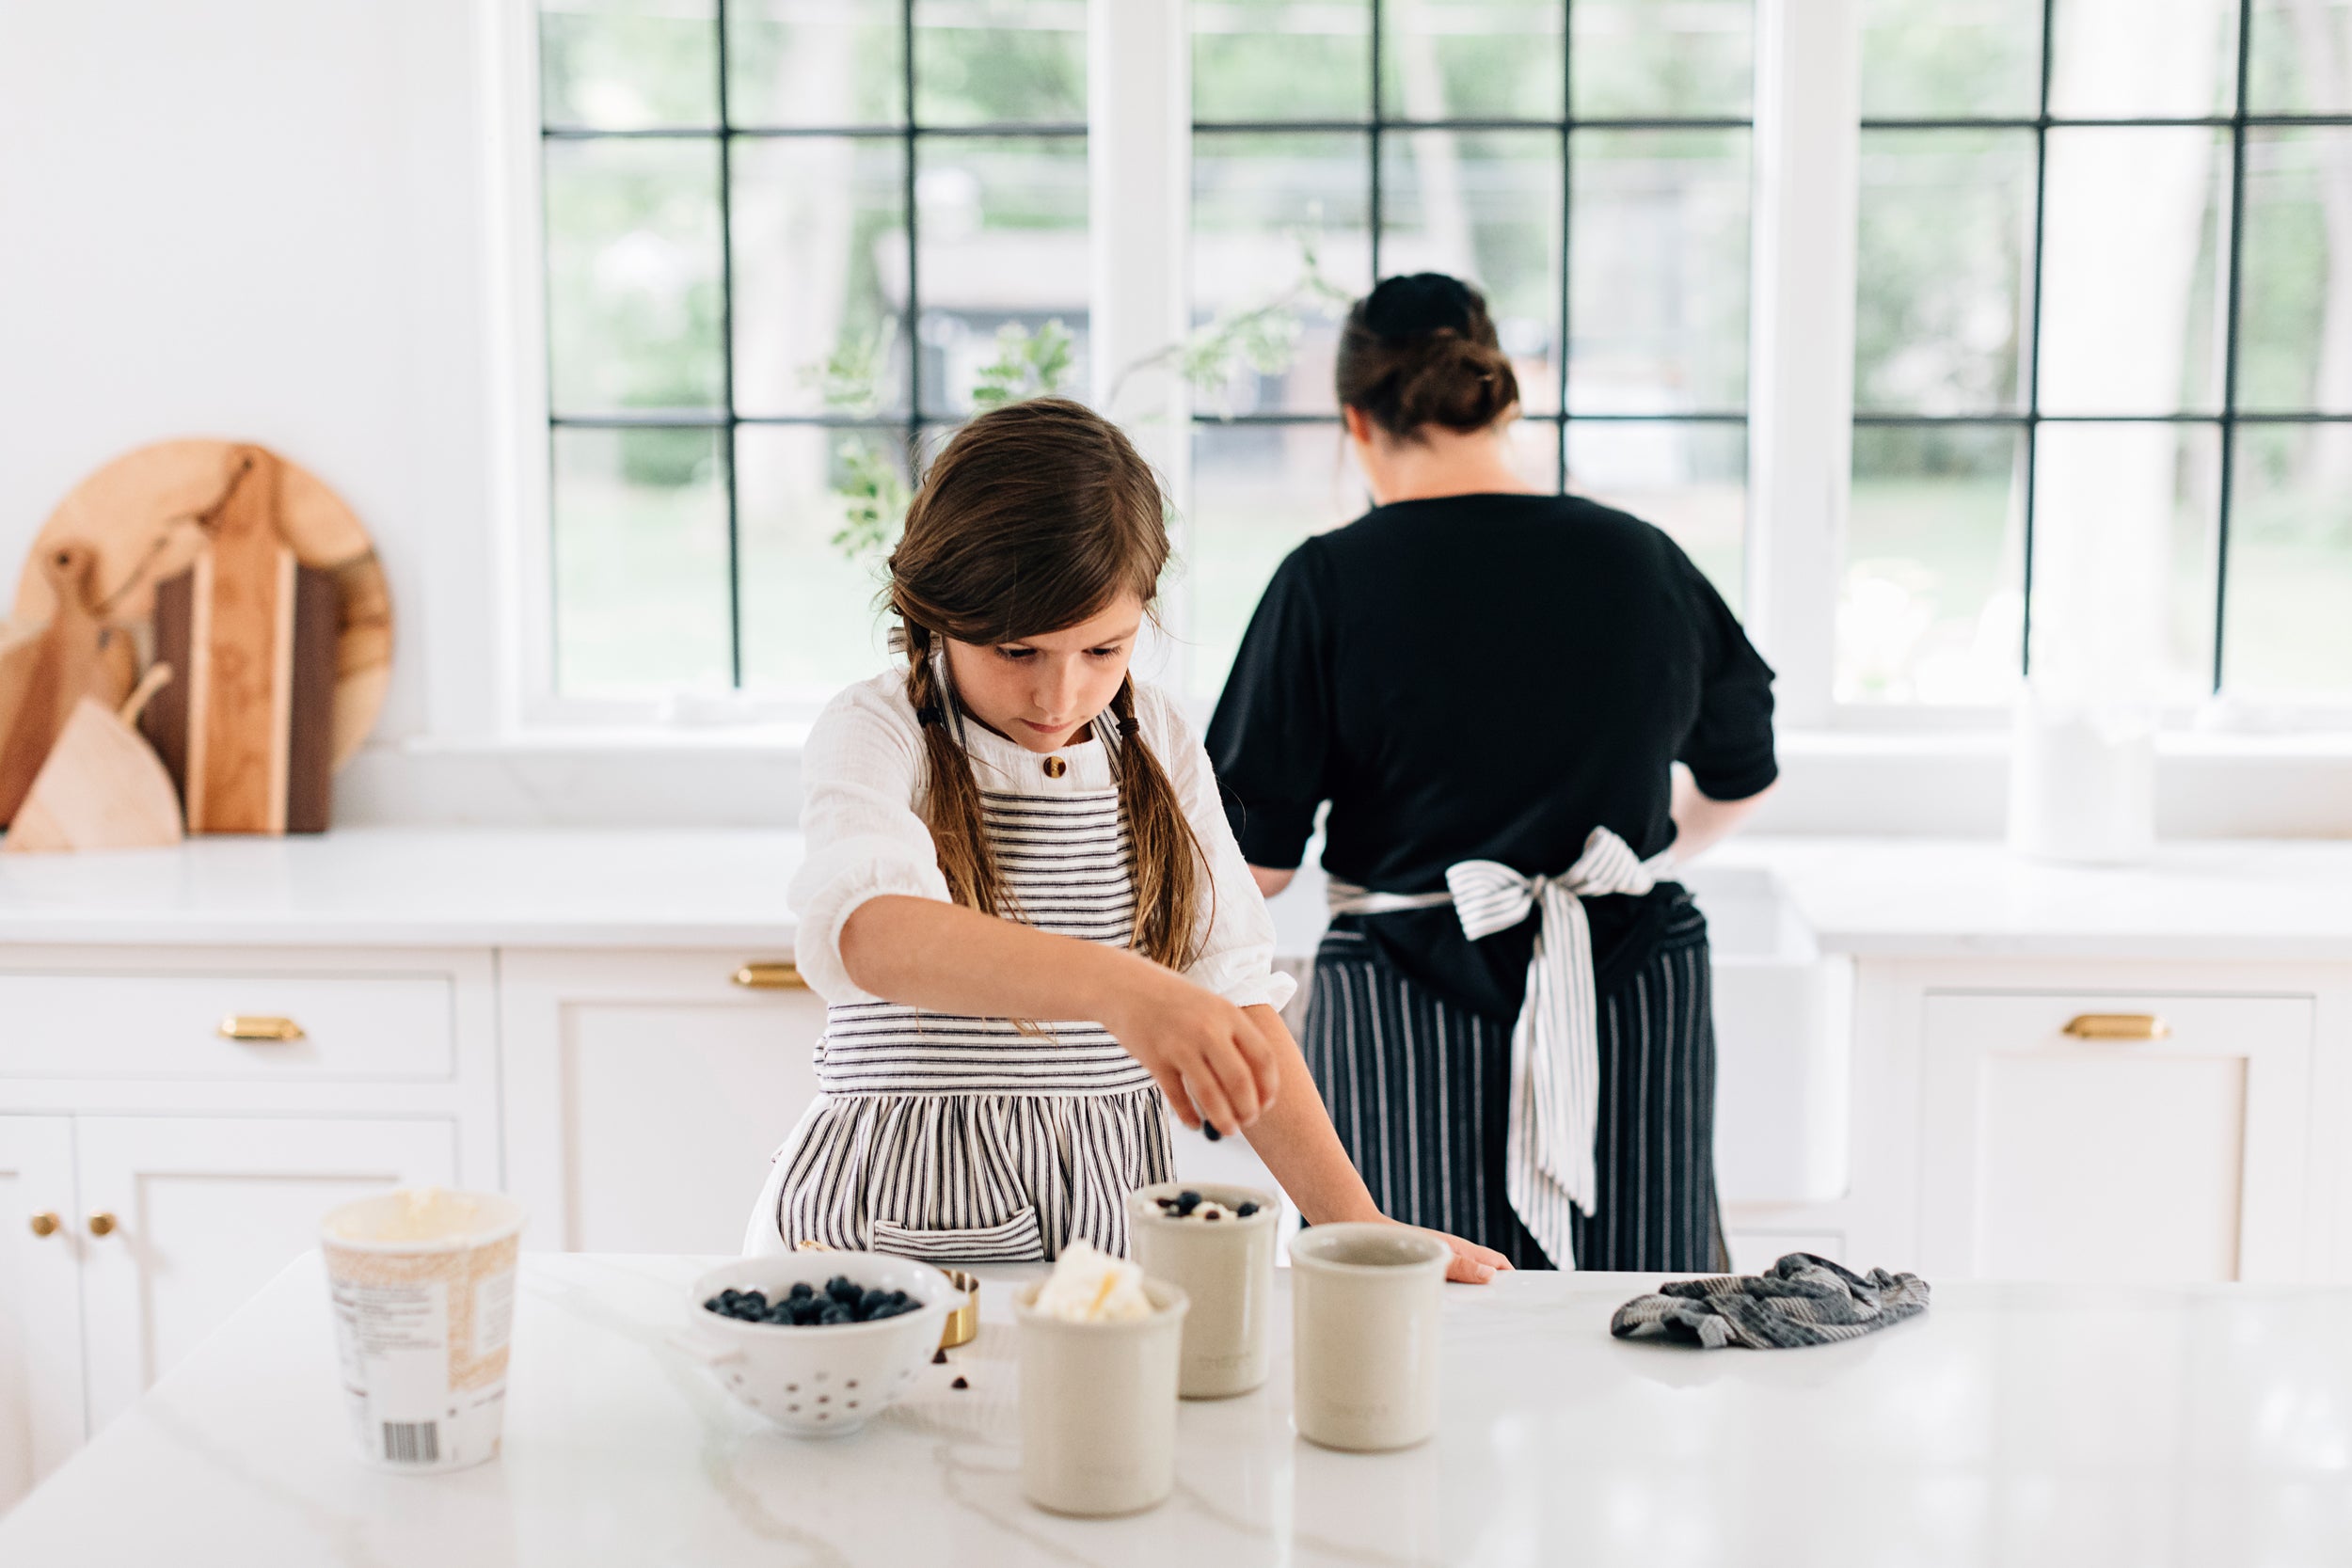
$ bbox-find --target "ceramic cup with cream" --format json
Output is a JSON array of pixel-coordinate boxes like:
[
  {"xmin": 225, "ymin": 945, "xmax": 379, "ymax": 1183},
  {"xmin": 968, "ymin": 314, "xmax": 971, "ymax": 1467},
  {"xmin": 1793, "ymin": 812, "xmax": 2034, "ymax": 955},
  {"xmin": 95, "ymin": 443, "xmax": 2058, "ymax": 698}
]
[
  {"xmin": 1013, "ymin": 1243, "xmax": 1189, "ymax": 1516},
  {"xmin": 1288, "ymin": 1223, "xmax": 1450, "ymax": 1451},
  {"xmin": 320, "ymin": 1187, "xmax": 526, "ymax": 1472},
  {"xmin": 1127, "ymin": 1181, "xmax": 1278, "ymax": 1398}
]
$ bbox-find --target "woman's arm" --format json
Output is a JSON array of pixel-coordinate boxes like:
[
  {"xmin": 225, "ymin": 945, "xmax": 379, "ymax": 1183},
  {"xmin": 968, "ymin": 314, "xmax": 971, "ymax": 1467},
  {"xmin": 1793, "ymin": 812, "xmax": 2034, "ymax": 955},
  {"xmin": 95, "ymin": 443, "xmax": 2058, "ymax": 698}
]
[
  {"xmin": 1249, "ymin": 865, "xmax": 1295, "ymax": 898},
  {"xmin": 1669, "ymin": 768, "xmax": 1775, "ymax": 863},
  {"xmin": 839, "ymin": 895, "xmax": 1283, "ymax": 1136},
  {"xmin": 1235, "ymin": 1004, "xmax": 1512, "ymax": 1284}
]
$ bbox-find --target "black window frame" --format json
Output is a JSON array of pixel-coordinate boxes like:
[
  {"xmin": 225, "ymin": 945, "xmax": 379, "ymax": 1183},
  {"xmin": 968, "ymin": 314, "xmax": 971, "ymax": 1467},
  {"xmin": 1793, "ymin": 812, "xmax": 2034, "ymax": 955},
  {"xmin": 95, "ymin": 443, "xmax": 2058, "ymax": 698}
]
[
  {"xmin": 538, "ymin": 0, "xmax": 1088, "ymax": 689},
  {"xmin": 1852, "ymin": 0, "xmax": 2352, "ymax": 696},
  {"xmin": 1187, "ymin": 0, "xmax": 1757, "ymax": 574}
]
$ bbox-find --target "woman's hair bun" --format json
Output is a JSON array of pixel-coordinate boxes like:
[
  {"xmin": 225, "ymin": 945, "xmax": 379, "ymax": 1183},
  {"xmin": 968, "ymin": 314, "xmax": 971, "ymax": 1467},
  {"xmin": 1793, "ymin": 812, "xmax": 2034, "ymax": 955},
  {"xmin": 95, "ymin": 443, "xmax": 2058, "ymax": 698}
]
[
  {"xmin": 1335, "ymin": 273, "xmax": 1519, "ymax": 440},
  {"xmin": 1391, "ymin": 330, "xmax": 1516, "ymax": 434}
]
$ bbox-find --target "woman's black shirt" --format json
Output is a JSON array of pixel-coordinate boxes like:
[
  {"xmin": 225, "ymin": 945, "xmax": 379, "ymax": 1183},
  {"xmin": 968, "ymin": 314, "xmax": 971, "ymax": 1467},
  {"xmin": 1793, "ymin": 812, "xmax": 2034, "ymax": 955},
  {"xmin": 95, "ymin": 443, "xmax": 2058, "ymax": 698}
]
[{"xmin": 1205, "ymin": 491, "xmax": 1779, "ymax": 1021}]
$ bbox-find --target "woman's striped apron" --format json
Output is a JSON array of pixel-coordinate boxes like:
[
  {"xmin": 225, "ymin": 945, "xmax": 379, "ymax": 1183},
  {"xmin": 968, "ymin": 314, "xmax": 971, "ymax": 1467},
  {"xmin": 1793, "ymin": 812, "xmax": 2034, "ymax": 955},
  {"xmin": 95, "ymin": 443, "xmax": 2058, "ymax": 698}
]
[
  {"xmin": 1312, "ymin": 829, "xmax": 1723, "ymax": 1273},
  {"xmin": 742, "ymin": 719, "xmax": 1172, "ymax": 1263}
]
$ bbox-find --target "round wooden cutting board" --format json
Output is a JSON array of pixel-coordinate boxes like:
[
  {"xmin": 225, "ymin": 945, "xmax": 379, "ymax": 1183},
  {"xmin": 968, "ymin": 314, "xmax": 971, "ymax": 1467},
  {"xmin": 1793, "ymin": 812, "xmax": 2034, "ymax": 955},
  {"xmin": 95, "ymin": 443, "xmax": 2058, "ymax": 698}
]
[{"xmin": 15, "ymin": 439, "xmax": 392, "ymax": 770}]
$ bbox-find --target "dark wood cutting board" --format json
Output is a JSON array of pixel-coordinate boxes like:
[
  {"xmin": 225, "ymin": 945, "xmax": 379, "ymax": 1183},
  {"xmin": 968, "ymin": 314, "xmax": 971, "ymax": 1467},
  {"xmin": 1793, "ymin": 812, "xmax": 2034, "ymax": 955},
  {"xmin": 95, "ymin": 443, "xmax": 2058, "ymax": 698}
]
[{"xmin": 140, "ymin": 448, "xmax": 338, "ymax": 834}]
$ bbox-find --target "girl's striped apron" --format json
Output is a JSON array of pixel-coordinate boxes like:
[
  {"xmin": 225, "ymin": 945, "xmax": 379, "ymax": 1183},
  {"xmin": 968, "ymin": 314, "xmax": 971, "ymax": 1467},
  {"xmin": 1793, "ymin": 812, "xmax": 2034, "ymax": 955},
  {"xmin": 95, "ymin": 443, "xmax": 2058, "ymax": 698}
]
[{"xmin": 742, "ymin": 720, "xmax": 1172, "ymax": 1263}]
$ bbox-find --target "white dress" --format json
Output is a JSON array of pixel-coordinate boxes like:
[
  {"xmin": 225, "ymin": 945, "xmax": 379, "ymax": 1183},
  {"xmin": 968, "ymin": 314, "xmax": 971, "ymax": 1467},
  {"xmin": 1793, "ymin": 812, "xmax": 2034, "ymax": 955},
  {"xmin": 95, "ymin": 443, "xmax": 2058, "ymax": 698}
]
[{"xmin": 741, "ymin": 671, "xmax": 1294, "ymax": 1262}]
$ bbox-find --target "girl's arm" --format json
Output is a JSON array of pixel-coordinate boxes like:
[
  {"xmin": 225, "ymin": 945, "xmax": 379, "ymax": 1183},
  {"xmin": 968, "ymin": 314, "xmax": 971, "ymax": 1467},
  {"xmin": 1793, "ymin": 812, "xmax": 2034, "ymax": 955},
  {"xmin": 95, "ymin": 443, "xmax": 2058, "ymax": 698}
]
[
  {"xmin": 1235, "ymin": 1003, "xmax": 1513, "ymax": 1285},
  {"xmin": 839, "ymin": 895, "xmax": 1284, "ymax": 1136}
]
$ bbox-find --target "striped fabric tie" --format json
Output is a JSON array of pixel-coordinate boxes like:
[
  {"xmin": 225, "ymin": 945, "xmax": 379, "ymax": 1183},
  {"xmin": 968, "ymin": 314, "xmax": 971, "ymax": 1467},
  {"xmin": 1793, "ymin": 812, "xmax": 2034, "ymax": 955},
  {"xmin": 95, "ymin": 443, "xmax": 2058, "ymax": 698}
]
[{"xmin": 1327, "ymin": 827, "xmax": 1674, "ymax": 1267}]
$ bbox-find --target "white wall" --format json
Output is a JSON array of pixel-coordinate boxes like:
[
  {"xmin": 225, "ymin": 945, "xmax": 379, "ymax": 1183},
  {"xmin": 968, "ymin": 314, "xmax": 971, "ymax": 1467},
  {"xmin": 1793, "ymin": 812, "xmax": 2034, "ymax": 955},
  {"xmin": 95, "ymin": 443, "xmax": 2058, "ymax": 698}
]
[{"xmin": 0, "ymin": 0, "xmax": 495, "ymax": 751}]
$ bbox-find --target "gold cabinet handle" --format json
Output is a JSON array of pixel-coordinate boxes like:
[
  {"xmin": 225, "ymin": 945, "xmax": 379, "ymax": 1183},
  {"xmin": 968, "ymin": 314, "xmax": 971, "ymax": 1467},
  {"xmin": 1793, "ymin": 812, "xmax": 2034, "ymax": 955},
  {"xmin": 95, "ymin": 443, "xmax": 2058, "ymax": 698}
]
[
  {"xmin": 731, "ymin": 962, "xmax": 807, "ymax": 991},
  {"xmin": 28, "ymin": 1212, "xmax": 58, "ymax": 1238},
  {"xmin": 2061, "ymin": 1013, "xmax": 2170, "ymax": 1041},
  {"xmin": 218, "ymin": 1015, "xmax": 305, "ymax": 1042},
  {"xmin": 87, "ymin": 1212, "xmax": 118, "ymax": 1238}
]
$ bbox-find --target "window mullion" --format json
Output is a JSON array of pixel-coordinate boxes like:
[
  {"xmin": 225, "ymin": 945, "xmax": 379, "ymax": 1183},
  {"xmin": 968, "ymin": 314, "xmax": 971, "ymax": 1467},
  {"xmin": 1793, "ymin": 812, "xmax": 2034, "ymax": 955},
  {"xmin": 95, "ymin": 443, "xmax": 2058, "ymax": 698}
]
[
  {"xmin": 1746, "ymin": 0, "xmax": 1861, "ymax": 729},
  {"xmin": 1089, "ymin": 0, "xmax": 1192, "ymax": 689}
]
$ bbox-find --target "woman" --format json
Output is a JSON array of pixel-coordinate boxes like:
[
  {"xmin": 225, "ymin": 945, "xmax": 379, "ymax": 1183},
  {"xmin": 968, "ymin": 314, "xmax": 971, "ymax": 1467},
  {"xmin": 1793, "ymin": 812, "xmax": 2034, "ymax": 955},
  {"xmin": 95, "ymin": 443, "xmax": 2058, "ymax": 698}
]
[{"xmin": 1205, "ymin": 274, "xmax": 1777, "ymax": 1272}]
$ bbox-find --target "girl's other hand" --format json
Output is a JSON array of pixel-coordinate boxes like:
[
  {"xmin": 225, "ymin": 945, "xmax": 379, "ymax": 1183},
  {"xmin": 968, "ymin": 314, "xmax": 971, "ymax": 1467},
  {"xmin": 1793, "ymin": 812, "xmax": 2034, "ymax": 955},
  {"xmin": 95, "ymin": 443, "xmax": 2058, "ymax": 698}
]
[
  {"xmin": 1103, "ymin": 968, "xmax": 1282, "ymax": 1136},
  {"xmin": 1423, "ymin": 1227, "xmax": 1514, "ymax": 1284}
]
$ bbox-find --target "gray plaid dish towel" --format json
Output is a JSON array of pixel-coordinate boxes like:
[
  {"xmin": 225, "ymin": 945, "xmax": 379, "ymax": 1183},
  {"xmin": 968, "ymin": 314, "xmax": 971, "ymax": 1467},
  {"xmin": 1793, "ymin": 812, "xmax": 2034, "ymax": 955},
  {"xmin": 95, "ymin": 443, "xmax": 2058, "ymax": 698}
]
[{"xmin": 1610, "ymin": 1253, "xmax": 1930, "ymax": 1349}]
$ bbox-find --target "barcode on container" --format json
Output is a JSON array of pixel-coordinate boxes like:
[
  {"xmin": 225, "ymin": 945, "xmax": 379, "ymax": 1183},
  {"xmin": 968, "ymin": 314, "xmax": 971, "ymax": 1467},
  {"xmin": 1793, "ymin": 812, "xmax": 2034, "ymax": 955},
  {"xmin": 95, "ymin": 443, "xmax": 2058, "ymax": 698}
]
[{"xmin": 381, "ymin": 1420, "xmax": 439, "ymax": 1465}]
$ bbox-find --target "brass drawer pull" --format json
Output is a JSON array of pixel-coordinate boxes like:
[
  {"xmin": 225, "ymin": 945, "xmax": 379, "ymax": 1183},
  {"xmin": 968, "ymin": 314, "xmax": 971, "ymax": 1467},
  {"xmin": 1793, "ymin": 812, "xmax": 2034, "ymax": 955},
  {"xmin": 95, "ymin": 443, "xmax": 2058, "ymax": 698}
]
[
  {"xmin": 28, "ymin": 1212, "xmax": 59, "ymax": 1238},
  {"xmin": 732, "ymin": 962, "xmax": 807, "ymax": 991},
  {"xmin": 2061, "ymin": 1013, "xmax": 2170, "ymax": 1041},
  {"xmin": 218, "ymin": 1015, "xmax": 306, "ymax": 1042},
  {"xmin": 87, "ymin": 1212, "xmax": 118, "ymax": 1238}
]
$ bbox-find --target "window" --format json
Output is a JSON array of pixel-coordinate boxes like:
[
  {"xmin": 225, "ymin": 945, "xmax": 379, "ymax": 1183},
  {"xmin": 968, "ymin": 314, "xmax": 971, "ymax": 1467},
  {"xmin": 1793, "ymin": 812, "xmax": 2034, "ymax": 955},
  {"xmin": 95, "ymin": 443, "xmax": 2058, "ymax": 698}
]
[
  {"xmin": 1842, "ymin": 0, "xmax": 2352, "ymax": 707},
  {"xmin": 538, "ymin": 0, "xmax": 1089, "ymax": 700},
  {"xmin": 526, "ymin": 1, "xmax": 2352, "ymax": 726},
  {"xmin": 1186, "ymin": 0, "xmax": 1755, "ymax": 693}
]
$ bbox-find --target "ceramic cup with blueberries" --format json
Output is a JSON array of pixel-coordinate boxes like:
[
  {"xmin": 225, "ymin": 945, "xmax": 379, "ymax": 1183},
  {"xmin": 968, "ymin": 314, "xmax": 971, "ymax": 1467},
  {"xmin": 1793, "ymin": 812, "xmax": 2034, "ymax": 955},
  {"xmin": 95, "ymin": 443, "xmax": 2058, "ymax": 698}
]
[
  {"xmin": 1126, "ymin": 1181, "xmax": 1279, "ymax": 1399},
  {"xmin": 672, "ymin": 1252, "xmax": 961, "ymax": 1437}
]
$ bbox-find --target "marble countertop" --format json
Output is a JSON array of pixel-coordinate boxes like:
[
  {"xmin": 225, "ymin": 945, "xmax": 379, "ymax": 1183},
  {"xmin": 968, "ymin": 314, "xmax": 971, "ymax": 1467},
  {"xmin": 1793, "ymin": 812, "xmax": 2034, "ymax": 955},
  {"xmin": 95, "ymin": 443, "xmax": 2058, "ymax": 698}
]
[
  {"xmin": 0, "ymin": 827, "xmax": 2348, "ymax": 959},
  {"xmin": 3, "ymin": 1252, "xmax": 2346, "ymax": 1567}
]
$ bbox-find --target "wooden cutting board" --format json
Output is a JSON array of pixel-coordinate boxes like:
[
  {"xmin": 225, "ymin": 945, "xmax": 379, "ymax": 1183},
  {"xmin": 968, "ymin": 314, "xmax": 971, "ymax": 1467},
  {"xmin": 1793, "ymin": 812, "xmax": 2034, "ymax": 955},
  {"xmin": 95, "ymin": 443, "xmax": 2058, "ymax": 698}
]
[
  {"xmin": 140, "ymin": 448, "xmax": 340, "ymax": 834},
  {"xmin": 0, "ymin": 544, "xmax": 136, "ymax": 826},
  {"xmin": 4, "ymin": 665, "xmax": 183, "ymax": 854},
  {"xmin": 17, "ymin": 438, "xmax": 390, "ymax": 770}
]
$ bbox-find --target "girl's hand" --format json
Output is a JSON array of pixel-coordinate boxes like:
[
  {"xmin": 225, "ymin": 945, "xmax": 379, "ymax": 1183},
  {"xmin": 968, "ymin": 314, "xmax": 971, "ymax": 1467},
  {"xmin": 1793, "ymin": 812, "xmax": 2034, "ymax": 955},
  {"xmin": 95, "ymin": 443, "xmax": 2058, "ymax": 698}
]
[
  {"xmin": 1375, "ymin": 1221, "xmax": 1510, "ymax": 1284},
  {"xmin": 1100, "ymin": 967, "xmax": 1283, "ymax": 1136},
  {"xmin": 1326, "ymin": 1211, "xmax": 1514, "ymax": 1284},
  {"xmin": 1434, "ymin": 1230, "xmax": 1514, "ymax": 1284}
]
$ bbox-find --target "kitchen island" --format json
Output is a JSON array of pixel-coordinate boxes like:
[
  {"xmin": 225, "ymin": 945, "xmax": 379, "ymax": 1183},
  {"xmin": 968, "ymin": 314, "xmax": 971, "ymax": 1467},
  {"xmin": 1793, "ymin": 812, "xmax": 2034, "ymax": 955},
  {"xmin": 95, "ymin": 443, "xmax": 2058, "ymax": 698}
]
[{"xmin": 2, "ymin": 1252, "xmax": 2345, "ymax": 1567}]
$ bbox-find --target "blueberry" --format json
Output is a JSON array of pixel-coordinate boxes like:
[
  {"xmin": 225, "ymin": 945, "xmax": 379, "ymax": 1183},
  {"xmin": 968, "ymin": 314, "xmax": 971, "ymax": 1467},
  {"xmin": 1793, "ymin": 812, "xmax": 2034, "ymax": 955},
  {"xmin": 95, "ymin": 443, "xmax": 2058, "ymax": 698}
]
[
  {"xmin": 1235, "ymin": 1201, "xmax": 1261, "ymax": 1217},
  {"xmin": 704, "ymin": 1296, "xmax": 726, "ymax": 1312},
  {"xmin": 792, "ymin": 1300, "xmax": 824, "ymax": 1325},
  {"xmin": 1175, "ymin": 1190, "xmax": 1202, "ymax": 1215},
  {"xmin": 1203, "ymin": 1122, "xmax": 1222, "ymax": 1142},
  {"xmin": 858, "ymin": 1289, "xmax": 890, "ymax": 1316},
  {"xmin": 886, "ymin": 1290, "xmax": 912, "ymax": 1307},
  {"xmin": 787, "ymin": 1281, "xmax": 815, "ymax": 1301},
  {"xmin": 819, "ymin": 1304, "xmax": 853, "ymax": 1325},
  {"xmin": 828, "ymin": 1277, "xmax": 861, "ymax": 1305}
]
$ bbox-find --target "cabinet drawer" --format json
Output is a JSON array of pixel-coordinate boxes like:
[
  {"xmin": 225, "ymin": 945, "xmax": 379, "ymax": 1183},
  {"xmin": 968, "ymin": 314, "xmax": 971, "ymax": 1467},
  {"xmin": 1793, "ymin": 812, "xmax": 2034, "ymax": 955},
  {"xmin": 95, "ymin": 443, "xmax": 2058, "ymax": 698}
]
[{"xmin": 0, "ymin": 971, "xmax": 454, "ymax": 1081}]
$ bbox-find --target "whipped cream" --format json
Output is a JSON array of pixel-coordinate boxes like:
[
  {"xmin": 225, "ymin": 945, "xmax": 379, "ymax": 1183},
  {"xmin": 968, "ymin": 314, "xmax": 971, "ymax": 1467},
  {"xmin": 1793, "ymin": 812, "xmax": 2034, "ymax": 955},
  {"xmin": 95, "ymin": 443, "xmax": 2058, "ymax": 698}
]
[{"xmin": 1032, "ymin": 1241, "xmax": 1153, "ymax": 1323}]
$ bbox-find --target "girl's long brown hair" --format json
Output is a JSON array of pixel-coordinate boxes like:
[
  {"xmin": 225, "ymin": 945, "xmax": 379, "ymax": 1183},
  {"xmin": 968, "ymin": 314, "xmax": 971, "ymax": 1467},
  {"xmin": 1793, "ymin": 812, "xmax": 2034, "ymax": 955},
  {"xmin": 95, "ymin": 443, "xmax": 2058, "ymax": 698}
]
[{"xmin": 889, "ymin": 398, "xmax": 1209, "ymax": 972}]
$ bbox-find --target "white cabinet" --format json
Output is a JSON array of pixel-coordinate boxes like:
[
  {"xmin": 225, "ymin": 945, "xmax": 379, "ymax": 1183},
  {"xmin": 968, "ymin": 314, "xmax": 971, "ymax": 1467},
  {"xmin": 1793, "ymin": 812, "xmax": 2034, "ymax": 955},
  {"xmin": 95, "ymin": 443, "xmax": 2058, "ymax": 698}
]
[
  {"xmin": 73, "ymin": 1117, "xmax": 456, "ymax": 1431},
  {"xmin": 500, "ymin": 951, "xmax": 828, "ymax": 1254},
  {"xmin": 0, "ymin": 949, "xmax": 496, "ymax": 1511},
  {"xmin": 1918, "ymin": 990, "xmax": 2315, "ymax": 1283},
  {"xmin": 0, "ymin": 1117, "xmax": 82, "ymax": 1515},
  {"xmin": 0, "ymin": 1112, "xmax": 454, "ymax": 1513}
]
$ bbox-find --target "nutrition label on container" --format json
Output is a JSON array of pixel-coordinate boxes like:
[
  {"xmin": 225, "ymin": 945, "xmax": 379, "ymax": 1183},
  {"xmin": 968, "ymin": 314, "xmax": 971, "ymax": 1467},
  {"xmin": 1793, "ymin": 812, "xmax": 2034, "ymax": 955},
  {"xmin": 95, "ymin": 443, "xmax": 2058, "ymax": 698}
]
[{"xmin": 323, "ymin": 1233, "xmax": 520, "ymax": 1472}]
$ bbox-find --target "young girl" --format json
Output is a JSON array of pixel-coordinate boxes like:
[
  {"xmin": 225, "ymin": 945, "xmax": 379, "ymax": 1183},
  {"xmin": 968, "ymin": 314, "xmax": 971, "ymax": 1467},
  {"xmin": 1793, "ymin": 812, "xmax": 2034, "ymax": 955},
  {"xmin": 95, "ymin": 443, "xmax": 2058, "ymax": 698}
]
[{"xmin": 744, "ymin": 398, "xmax": 1506, "ymax": 1282}]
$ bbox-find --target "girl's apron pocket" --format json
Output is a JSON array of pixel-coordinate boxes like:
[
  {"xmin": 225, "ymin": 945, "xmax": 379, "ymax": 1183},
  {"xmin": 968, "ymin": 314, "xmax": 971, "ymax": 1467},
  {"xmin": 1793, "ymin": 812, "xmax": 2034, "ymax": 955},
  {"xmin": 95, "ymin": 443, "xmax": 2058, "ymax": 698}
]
[{"xmin": 871, "ymin": 1206, "xmax": 1046, "ymax": 1264}]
